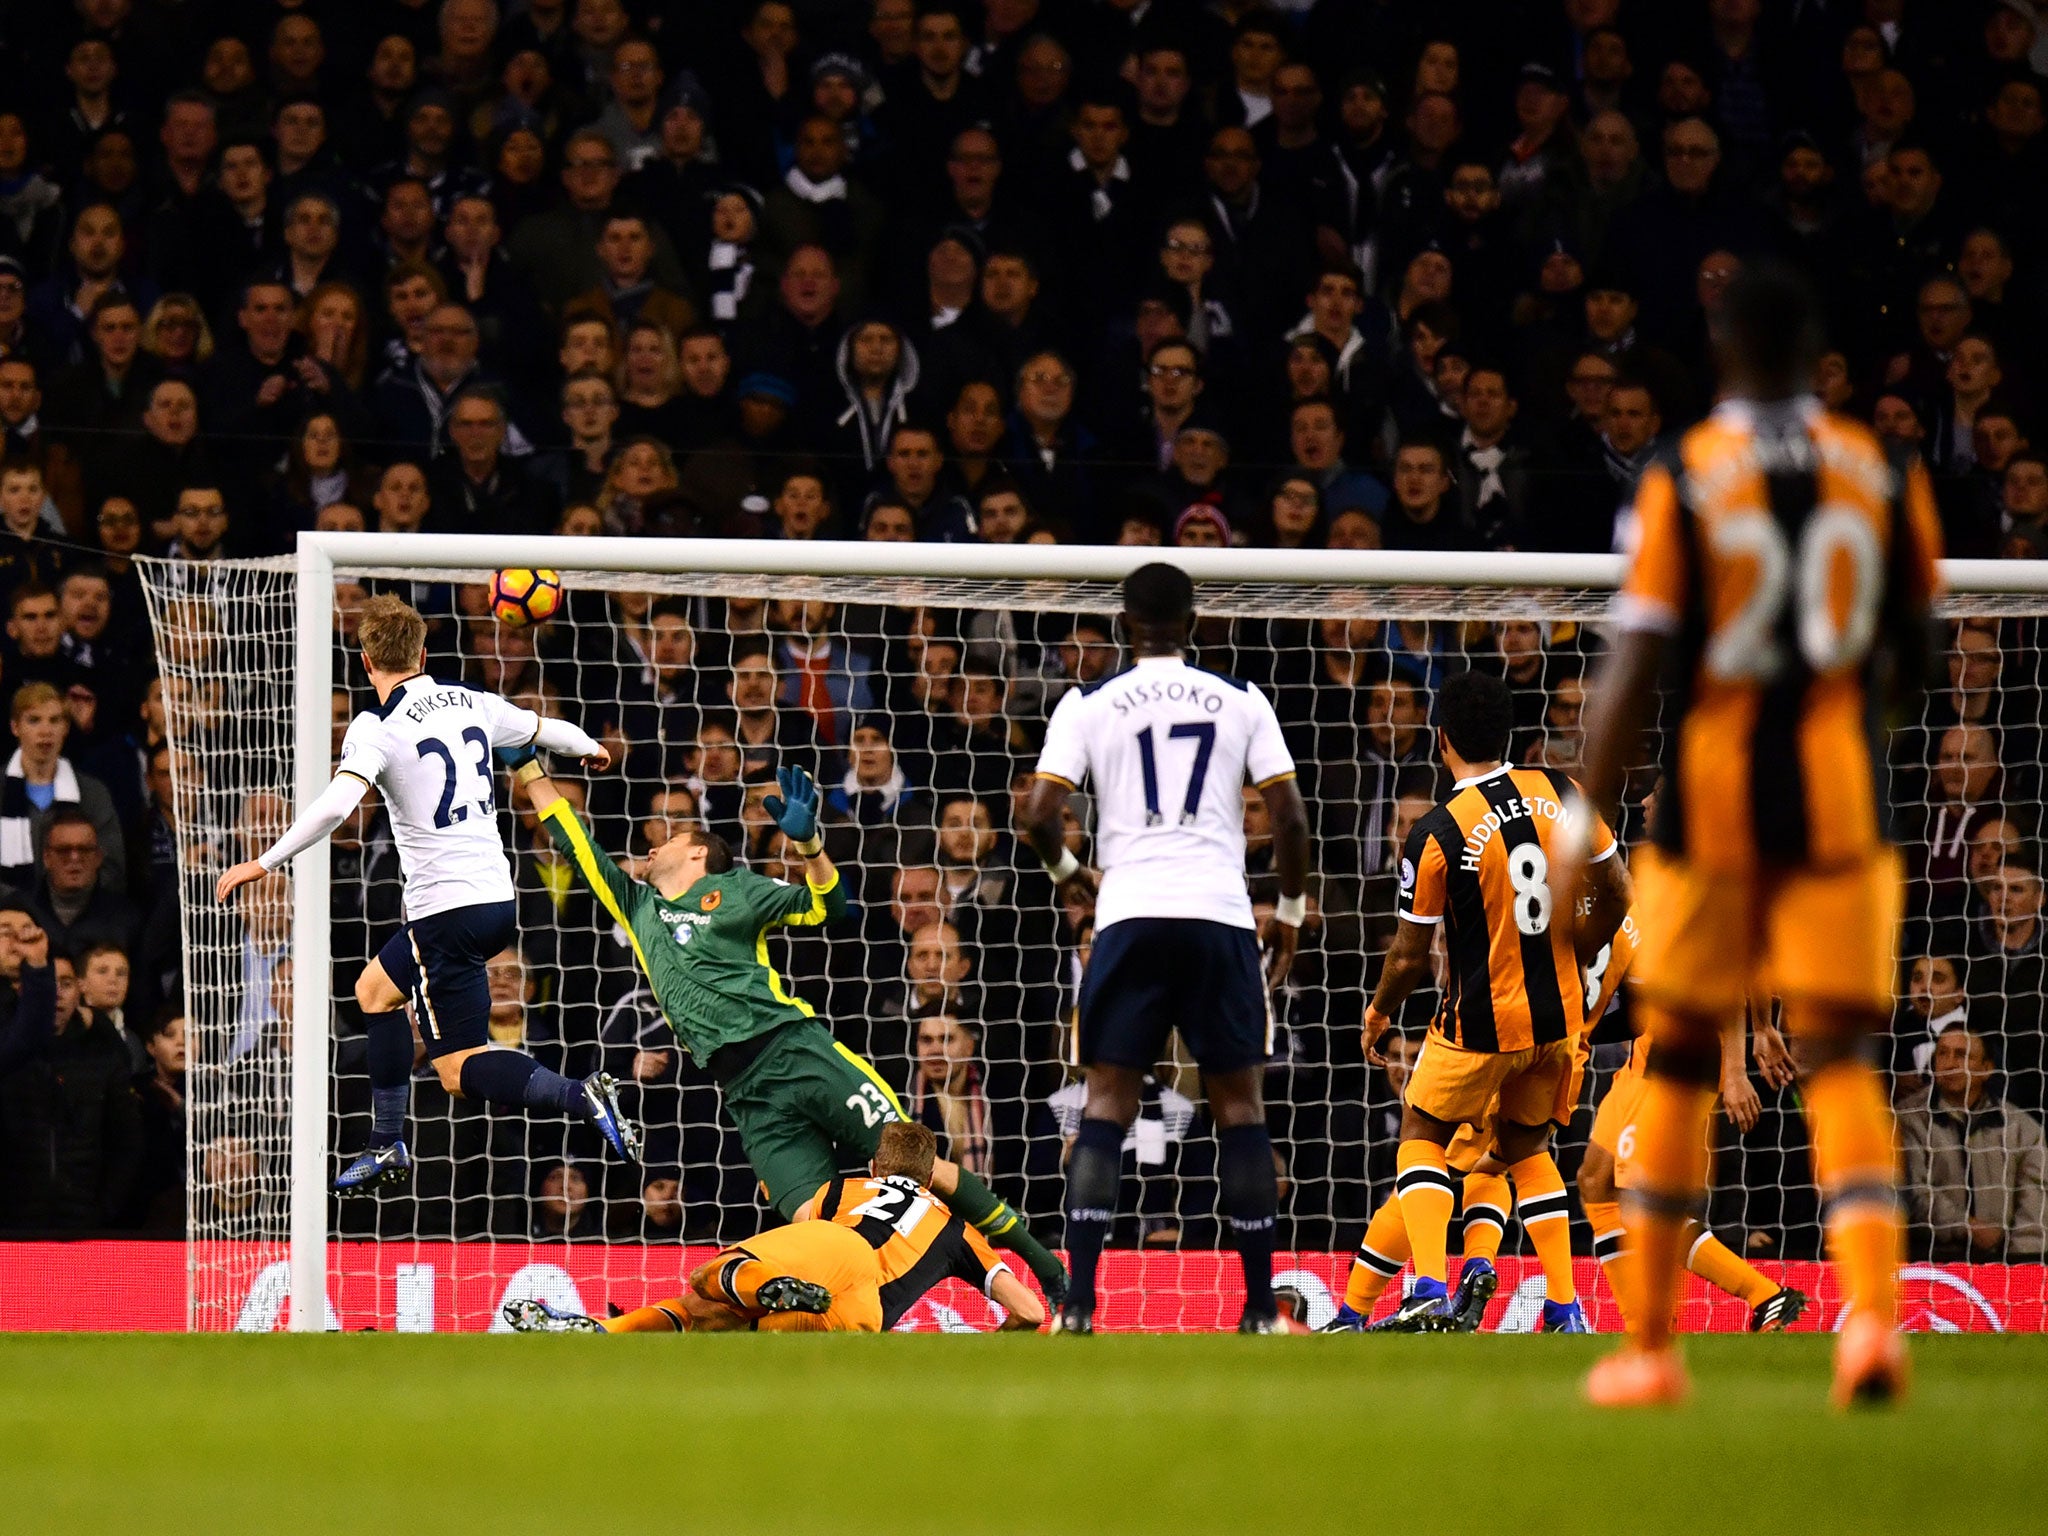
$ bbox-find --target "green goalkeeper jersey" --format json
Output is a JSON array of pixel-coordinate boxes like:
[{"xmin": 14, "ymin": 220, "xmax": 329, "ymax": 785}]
[{"xmin": 538, "ymin": 798, "xmax": 848, "ymax": 1062}]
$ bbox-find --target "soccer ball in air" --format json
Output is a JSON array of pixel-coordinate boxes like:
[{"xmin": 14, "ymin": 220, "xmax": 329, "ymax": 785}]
[{"xmin": 491, "ymin": 568, "xmax": 563, "ymax": 629}]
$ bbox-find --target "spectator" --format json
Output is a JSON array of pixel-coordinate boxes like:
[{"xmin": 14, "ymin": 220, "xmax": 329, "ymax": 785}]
[
  {"xmin": 426, "ymin": 389, "xmax": 558, "ymax": 536},
  {"xmin": 761, "ymin": 115, "xmax": 888, "ymax": 314},
  {"xmin": 0, "ymin": 943, "xmax": 139, "ymax": 1230},
  {"xmin": 828, "ymin": 716, "xmax": 918, "ymax": 826},
  {"xmin": 130, "ymin": 1005, "xmax": 185, "ymax": 1231},
  {"xmin": 530, "ymin": 1161, "xmax": 603, "ymax": 1239},
  {"xmin": 1040, "ymin": 1066, "xmax": 1197, "ymax": 1248},
  {"xmin": 825, "ymin": 319, "xmax": 920, "ymax": 508},
  {"xmin": 26, "ymin": 808, "xmax": 137, "ymax": 957},
  {"xmin": 908, "ymin": 1011, "xmax": 991, "ymax": 1175},
  {"xmin": 1380, "ymin": 437, "xmax": 1471, "ymax": 552},
  {"xmin": 575, "ymin": 211, "xmax": 697, "ymax": 338},
  {"xmin": 1891, "ymin": 954, "xmax": 1971, "ymax": 1091},
  {"xmin": 2, "ymin": 682, "xmax": 124, "ymax": 893},
  {"xmin": 1899, "ymin": 1024, "xmax": 2047, "ymax": 1260}
]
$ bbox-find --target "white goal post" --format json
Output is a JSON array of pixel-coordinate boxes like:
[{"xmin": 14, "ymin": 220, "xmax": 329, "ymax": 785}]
[{"xmin": 150, "ymin": 533, "xmax": 2044, "ymax": 1332}]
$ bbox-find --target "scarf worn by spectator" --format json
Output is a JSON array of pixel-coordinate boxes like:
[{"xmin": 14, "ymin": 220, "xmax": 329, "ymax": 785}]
[
  {"xmin": 1463, "ymin": 431, "xmax": 1507, "ymax": 505},
  {"xmin": 707, "ymin": 241, "xmax": 755, "ymax": 324},
  {"xmin": 912, "ymin": 1062, "xmax": 990, "ymax": 1175},
  {"xmin": 0, "ymin": 752, "xmax": 79, "ymax": 868},
  {"xmin": 836, "ymin": 759, "xmax": 910, "ymax": 823},
  {"xmin": 784, "ymin": 166, "xmax": 855, "ymax": 263},
  {"xmin": 1602, "ymin": 435, "xmax": 1655, "ymax": 491}
]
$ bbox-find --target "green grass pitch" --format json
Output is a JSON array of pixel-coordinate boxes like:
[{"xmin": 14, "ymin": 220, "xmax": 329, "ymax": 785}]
[{"xmin": 5, "ymin": 1333, "xmax": 2044, "ymax": 1535}]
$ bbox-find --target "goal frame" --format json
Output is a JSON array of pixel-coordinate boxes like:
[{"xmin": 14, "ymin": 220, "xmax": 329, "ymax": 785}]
[{"xmin": 277, "ymin": 530, "xmax": 2032, "ymax": 1331}]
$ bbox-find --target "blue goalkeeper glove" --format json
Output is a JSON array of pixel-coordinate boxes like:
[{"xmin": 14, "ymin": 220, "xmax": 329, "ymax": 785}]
[{"xmin": 764, "ymin": 765, "xmax": 822, "ymax": 852}]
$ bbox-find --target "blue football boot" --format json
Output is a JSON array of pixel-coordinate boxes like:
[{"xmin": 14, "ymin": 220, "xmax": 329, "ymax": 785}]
[
  {"xmin": 1366, "ymin": 1283, "xmax": 1455, "ymax": 1333},
  {"xmin": 580, "ymin": 1073, "xmax": 642, "ymax": 1162},
  {"xmin": 333, "ymin": 1139, "xmax": 411, "ymax": 1196},
  {"xmin": 1319, "ymin": 1304, "xmax": 1368, "ymax": 1333},
  {"xmin": 1449, "ymin": 1257, "xmax": 1499, "ymax": 1332},
  {"xmin": 1541, "ymin": 1298, "xmax": 1592, "ymax": 1333}
]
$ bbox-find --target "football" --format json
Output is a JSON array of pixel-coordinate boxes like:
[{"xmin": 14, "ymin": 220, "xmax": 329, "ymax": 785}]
[{"xmin": 490, "ymin": 568, "xmax": 563, "ymax": 628}]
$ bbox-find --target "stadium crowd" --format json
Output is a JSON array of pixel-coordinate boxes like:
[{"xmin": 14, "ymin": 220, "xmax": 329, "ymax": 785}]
[{"xmin": 0, "ymin": 0, "xmax": 2044, "ymax": 1266}]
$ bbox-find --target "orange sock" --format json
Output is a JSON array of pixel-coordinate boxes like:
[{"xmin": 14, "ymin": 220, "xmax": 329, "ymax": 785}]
[
  {"xmin": 1803, "ymin": 1059, "xmax": 1903, "ymax": 1326},
  {"xmin": 1344, "ymin": 1193, "xmax": 1412, "ymax": 1313},
  {"xmin": 1395, "ymin": 1141, "xmax": 1455, "ymax": 1286},
  {"xmin": 705, "ymin": 1251, "xmax": 776, "ymax": 1310},
  {"xmin": 1585, "ymin": 1198, "xmax": 1632, "ymax": 1324},
  {"xmin": 1459, "ymin": 1171, "xmax": 1511, "ymax": 1263},
  {"xmin": 1624, "ymin": 1074, "xmax": 1716, "ymax": 1352},
  {"xmin": 602, "ymin": 1300, "xmax": 689, "ymax": 1333},
  {"xmin": 1685, "ymin": 1224, "xmax": 1778, "ymax": 1309},
  {"xmin": 1505, "ymin": 1152, "xmax": 1575, "ymax": 1304}
]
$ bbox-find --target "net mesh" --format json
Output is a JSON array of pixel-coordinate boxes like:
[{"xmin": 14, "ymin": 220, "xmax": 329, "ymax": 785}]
[
  {"xmin": 140, "ymin": 551, "xmax": 2048, "ymax": 1331},
  {"xmin": 136, "ymin": 556, "xmax": 301, "ymax": 1330}
]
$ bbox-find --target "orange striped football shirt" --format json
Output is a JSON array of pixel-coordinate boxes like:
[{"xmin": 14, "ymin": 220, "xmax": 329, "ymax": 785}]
[
  {"xmin": 1616, "ymin": 400, "xmax": 1942, "ymax": 874},
  {"xmin": 799, "ymin": 1175, "xmax": 1009, "ymax": 1329},
  {"xmin": 1399, "ymin": 765, "xmax": 1618, "ymax": 1053}
]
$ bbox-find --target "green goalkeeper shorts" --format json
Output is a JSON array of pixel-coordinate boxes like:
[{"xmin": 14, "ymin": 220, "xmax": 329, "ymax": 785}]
[{"xmin": 721, "ymin": 1021, "xmax": 908, "ymax": 1218}]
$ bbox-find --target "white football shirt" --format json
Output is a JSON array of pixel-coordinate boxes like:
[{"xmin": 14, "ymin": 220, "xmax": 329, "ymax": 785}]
[
  {"xmin": 1034, "ymin": 654, "xmax": 1297, "ymax": 932},
  {"xmin": 336, "ymin": 676, "xmax": 541, "ymax": 919}
]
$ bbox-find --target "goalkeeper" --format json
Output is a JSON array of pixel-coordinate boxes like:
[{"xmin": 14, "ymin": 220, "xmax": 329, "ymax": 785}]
[{"xmin": 509, "ymin": 746, "xmax": 1068, "ymax": 1304}]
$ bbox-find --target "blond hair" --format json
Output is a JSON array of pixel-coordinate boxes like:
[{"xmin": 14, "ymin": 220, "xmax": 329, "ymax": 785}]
[
  {"xmin": 357, "ymin": 593, "xmax": 427, "ymax": 674},
  {"xmin": 10, "ymin": 681, "xmax": 61, "ymax": 723},
  {"xmin": 872, "ymin": 1121, "xmax": 938, "ymax": 1186}
]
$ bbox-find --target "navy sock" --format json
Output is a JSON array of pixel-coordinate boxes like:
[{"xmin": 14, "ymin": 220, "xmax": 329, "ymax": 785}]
[
  {"xmin": 1218, "ymin": 1122, "xmax": 1278, "ymax": 1317},
  {"xmin": 1063, "ymin": 1117, "xmax": 1124, "ymax": 1315},
  {"xmin": 365, "ymin": 1014, "xmax": 414, "ymax": 1148},
  {"xmin": 458, "ymin": 1050, "xmax": 585, "ymax": 1114}
]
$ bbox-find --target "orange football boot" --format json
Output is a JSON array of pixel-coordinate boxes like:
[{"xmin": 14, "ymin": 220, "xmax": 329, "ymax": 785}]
[
  {"xmin": 1831, "ymin": 1312, "xmax": 1909, "ymax": 1409},
  {"xmin": 1585, "ymin": 1346, "xmax": 1691, "ymax": 1408}
]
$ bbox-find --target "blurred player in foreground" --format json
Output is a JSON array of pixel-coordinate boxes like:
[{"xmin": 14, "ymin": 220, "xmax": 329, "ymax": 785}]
[
  {"xmin": 1360, "ymin": 671, "xmax": 1628, "ymax": 1333},
  {"xmin": 1564, "ymin": 261, "xmax": 1942, "ymax": 1407},
  {"xmin": 1018, "ymin": 562, "xmax": 1312, "ymax": 1334},
  {"xmin": 216, "ymin": 595, "xmax": 636, "ymax": 1192},
  {"xmin": 507, "ymin": 1124, "xmax": 1046, "ymax": 1332},
  {"xmin": 512, "ymin": 752, "xmax": 1069, "ymax": 1304}
]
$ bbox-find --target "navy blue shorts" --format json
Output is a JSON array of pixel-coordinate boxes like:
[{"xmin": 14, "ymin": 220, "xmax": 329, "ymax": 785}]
[
  {"xmin": 376, "ymin": 900, "xmax": 517, "ymax": 1060},
  {"xmin": 1077, "ymin": 917, "xmax": 1271, "ymax": 1074}
]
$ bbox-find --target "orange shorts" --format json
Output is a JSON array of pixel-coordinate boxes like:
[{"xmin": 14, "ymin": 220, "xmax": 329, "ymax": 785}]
[
  {"xmin": 1631, "ymin": 846, "xmax": 1904, "ymax": 1015},
  {"xmin": 1443, "ymin": 1034, "xmax": 1591, "ymax": 1169},
  {"xmin": 1407, "ymin": 1035, "xmax": 1576, "ymax": 1131},
  {"xmin": 1588, "ymin": 1059, "xmax": 1652, "ymax": 1189},
  {"xmin": 724, "ymin": 1222, "xmax": 884, "ymax": 1334}
]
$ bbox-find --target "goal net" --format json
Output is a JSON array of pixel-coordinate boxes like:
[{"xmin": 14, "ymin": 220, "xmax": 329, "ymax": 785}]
[{"xmin": 140, "ymin": 538, "xmax": 2048, "ymax": 1333}]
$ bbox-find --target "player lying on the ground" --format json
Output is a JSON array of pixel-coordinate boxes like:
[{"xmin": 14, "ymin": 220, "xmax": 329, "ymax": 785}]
[
  {"xmin": 507, "ymin": 1124, "xmax": 1047, "ymax": 1333},
  {"xmin": 215, "ymin": 595, "xmax": 638, "ymax": 1192},
  {"xmin": 1358, "ymin": 672, "xmax": 1628, "ymax": 1334},
  {"xmin": 510, "ymin": 751, "xmax": 1069, "ymax": 1304},
  {"xmin": 1579, "ymin": 999, "xmax": 1807, "ymax": 1334},
  {"xmin": 1330, "ymin": 914, "xmax": 1642, "ymax": 1333}
]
